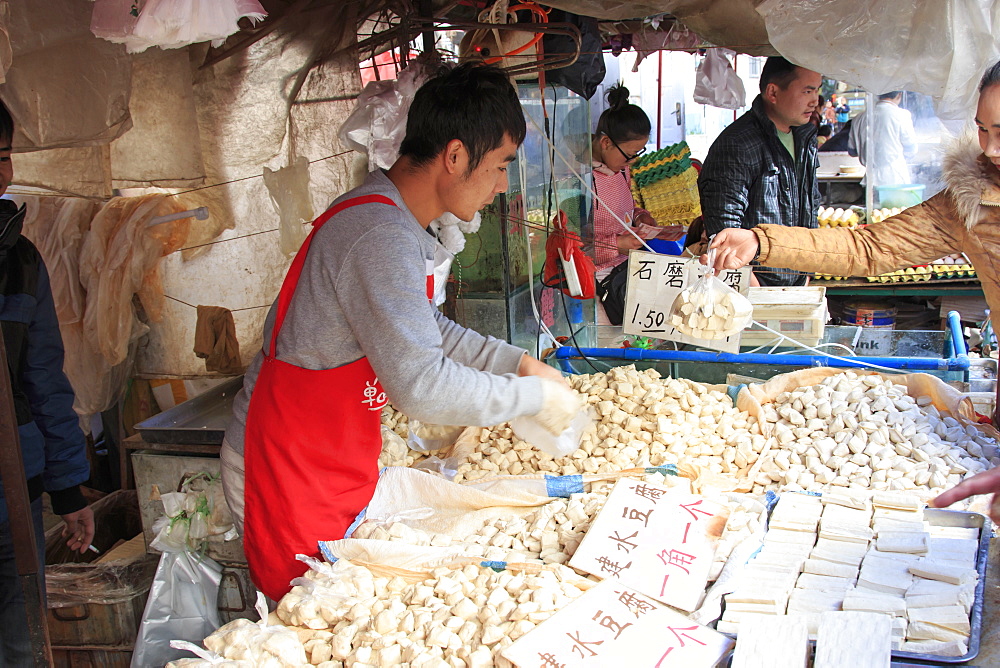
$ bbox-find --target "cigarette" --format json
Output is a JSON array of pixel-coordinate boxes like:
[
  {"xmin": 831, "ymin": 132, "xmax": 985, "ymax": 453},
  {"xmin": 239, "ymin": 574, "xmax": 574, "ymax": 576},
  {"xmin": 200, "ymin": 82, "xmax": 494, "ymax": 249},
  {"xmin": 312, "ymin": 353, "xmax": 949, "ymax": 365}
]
[{"xmin": 87, "ymin": 545, "xmax": 100, "ymax": 554}]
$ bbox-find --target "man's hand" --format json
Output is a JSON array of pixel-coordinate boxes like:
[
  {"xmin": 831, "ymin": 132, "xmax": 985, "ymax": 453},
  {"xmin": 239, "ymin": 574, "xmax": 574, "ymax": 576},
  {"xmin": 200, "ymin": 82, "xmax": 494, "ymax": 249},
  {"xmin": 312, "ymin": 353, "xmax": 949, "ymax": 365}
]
[
  {"xmin": 931, "ymin": 467, "xmax": 1000, "ymax": 524},
  {"xmin": 518, "ymin": 353, "xmax": 566, "ymax": 384},
  {"xmin": 616, "ymin": 232, "xmax": 645, "ymax": 255},
  {"xmin": 61, "ymin": 505, "xmax": 95, "ymax": 553},
  {"xmin": 699, "ymin": 228, "xmax": 760, "ymax": 274}
]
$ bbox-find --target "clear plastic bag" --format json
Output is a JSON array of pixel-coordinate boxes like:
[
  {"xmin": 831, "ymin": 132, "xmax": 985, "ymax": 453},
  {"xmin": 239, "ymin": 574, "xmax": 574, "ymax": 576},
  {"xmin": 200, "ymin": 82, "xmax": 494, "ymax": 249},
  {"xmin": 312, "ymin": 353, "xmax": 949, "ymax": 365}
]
[
  {"xmin": 407, "ymin": 420, "xmax": 465, "ymax": 453},
  {"xmin": 201, "ymin": 592, "xmax": 307, "ymax": 665},
  {"xmin": 693, "ymin": 48, "xmax": 746, "ymax": 110},
  {"xmin": 262, "ymin": 156, "xmax": 313, "ymax": 258},
  {"xmin": 668, "ymin": 251, "xmax": 753, "ymax": 340},
  {"xmin": 510, "ymin": 409, "xmax": 594, "ymax": 458}
]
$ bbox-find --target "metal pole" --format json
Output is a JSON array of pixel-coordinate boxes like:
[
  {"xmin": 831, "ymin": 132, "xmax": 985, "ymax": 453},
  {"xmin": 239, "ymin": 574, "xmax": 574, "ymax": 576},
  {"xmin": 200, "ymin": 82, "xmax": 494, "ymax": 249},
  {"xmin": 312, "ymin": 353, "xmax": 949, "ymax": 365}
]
[
  {"xmin": 419, "ymin": 0, "xmax": 435, "ymax": 55},
  {"xmin": 0, "ymin": 333, "xmax": 52, "ymax": 666},
  {"xmin": 656, "ymin": 50, "xmax": 663, "ymax": 149}
]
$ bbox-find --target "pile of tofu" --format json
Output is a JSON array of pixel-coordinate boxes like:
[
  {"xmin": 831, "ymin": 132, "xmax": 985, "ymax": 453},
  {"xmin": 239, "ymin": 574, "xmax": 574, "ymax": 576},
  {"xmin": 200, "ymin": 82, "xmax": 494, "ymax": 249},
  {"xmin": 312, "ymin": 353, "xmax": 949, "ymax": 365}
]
[{"xmin": 719, "ymin": 490, "xmax": 979, "ymax": 658}]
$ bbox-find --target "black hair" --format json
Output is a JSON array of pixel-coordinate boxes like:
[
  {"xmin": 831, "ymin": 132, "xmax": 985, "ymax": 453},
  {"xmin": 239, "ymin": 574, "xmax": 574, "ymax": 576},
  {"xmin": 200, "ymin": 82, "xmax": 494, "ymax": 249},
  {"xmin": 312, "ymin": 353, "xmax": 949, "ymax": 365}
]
[
  {"xmin": 597, "ymin": 83, "xmax": 653, "ymax": 142},
  {"xmin": 0, "ymin": 98, "xmax": 13, "ymax": 144},
  {"xmin": 818, "ymin": 125, "xmax": 832, "ymax": 137},
  {"xmin": 595, "ymin": 83, "xmax": 650, "ymax": 143},
  {"xmin": 398, "ymin": 63, "xmax": 525, "ymax": 172},
  {"xmin": 878, "ymin": 91, "xmax": 902, "ymax": 101},
  {"xmin": 759, "ymin": 56, "xmax": 801, "ymax": 94},
  {"xmin": 980, "ymin": 61, "xmax": 1000, "ymax": 92}
]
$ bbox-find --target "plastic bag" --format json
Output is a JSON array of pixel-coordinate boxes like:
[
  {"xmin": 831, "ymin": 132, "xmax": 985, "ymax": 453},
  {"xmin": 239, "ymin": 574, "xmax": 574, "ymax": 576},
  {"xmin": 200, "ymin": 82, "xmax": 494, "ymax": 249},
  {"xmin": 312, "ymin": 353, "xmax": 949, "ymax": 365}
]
[
  {"xmin": 166, "ymin": 641, "xmax": 252, "ymax": 667},
  {"xmin": 407, "ymin": 420, "xmax": 465, "ymax": 453},
  {"xmin": 510, "ymin": 409, "xmax": 594, "ymax": 458},
  {"xmin": 262, "ymin": 156, "xmax": 313, "ymax": 257},
  {"xmin": 130, "ymin": 551, "xmax": 224, "ymax": 667},
  {"xmin": 668, "ymin": 250, "xmax": 753, "ymax": 340},
  {"xmin": 693, "ymin": 48, "xmax": 746, "ymax": 110},
  {"xmin": 150, "ymin": 472, "xmax": 236, "ymax": 553},
  {"xmin": 201, "ymin": 591, "xmax": 307, "ymax": 665}
]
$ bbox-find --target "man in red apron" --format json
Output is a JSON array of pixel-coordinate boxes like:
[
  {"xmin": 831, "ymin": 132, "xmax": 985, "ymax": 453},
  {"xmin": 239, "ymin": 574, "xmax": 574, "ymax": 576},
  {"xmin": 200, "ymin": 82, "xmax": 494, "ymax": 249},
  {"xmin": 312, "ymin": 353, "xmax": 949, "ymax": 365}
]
[{"xmin": 221, "ymin": 63, "xmax": 581, "ymax": 600}]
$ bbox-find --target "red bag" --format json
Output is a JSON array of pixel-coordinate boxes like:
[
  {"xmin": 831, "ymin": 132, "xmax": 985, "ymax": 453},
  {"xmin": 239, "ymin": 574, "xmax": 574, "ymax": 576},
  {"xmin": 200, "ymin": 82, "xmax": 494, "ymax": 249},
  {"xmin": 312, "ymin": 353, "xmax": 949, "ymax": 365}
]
[{"xmin": 543, "ymin": 210, "xmax": 596, "ymax": 299}]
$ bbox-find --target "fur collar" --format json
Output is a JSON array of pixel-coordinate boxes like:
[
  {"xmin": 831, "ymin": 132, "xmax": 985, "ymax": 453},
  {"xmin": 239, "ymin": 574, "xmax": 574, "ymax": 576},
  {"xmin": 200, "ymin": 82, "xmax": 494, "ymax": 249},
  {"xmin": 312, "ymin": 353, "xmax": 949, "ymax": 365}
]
[{"xmin": 943, "ymin": 130, "xmax": 1000, "ymax": 229}]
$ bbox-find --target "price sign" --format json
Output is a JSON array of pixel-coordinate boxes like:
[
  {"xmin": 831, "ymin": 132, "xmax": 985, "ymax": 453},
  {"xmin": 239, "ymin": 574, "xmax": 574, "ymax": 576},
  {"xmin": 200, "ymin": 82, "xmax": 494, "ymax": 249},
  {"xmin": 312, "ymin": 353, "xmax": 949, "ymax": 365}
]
[
  {"xmin": 568, "ymin": 479, "xmax": 728, "ymax": 611},
  {"xmin": 500, "ymin": 578, "xmax": 734, "ymax": 668},
  {"xmin": 622, "ymin": 251, "xmax": 751, "ymax": 353}
]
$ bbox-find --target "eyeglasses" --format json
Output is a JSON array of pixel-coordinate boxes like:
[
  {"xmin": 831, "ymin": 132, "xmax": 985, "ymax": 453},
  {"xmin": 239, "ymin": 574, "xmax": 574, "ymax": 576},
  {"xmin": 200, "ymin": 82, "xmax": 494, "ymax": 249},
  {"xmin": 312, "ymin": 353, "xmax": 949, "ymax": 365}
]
[{"xmin": 608, "ymin": 136, "xmax": 646, "ymax": 162}]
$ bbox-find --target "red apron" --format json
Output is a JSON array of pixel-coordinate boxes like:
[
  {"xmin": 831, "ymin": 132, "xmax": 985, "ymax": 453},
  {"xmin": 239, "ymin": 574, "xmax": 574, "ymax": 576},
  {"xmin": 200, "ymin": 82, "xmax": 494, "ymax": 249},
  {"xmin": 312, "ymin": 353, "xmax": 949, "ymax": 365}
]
[{"xmin": 243, "ymin": 193, "xmax": 422, "ymax": 600}]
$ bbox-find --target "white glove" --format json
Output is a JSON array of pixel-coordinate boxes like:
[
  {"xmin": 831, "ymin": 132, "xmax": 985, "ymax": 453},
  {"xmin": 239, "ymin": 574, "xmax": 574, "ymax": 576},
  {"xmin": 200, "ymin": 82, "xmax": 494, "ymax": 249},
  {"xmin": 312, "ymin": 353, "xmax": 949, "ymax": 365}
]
[{"xmin": 535, "ymin": 379, "xmax": 584, "ymax": 437}]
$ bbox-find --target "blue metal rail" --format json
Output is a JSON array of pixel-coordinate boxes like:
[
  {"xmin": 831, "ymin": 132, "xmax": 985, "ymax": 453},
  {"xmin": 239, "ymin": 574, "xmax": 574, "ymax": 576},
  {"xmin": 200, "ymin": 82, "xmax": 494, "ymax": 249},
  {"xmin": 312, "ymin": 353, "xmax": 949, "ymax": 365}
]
[{"xmin": 554, "ymin": 311, "xmax": 970, "ymax": 374}]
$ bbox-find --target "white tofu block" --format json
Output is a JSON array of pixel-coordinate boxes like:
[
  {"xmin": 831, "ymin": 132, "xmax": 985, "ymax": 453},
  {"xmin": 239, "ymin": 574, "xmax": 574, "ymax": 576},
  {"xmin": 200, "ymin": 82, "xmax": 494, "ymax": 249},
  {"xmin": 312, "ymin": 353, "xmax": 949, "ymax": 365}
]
[
  {"xmin": 814, "ymin": 611, "xmax": 892, "ymax": 668},
  {"xmin": 803, "ymin": 559, "xmax": 858, "ymax": 579},
  {"xmin": 865, "ymin": 549, "xmax": 922, "ymax": 565},
  {"xmin": 890, "ymin": 616, "xmax": 907, "ymax": 638},
  {"xmin": 906, "ymin": 605, "xmax": 971, "ymax": 634},
  {"xmin": 716, "ymin": 619, "xmax": 741, "ymax": 635},
  {"xmin": 787, "ymin": 589, "xmax": 844, "ymax": 613},
  {"xmin": 909, "ymin": 559, "xmax": 978, "ymax": 585},
  {"xmin": 872, "ymin": 518, "xmax": 927, "ymax": 535},
  {"xmin": 926, "ymin": 537, "xmax": 979, "ymax": 567},
  {"xmin": 899, "ymin": 639, "xmax": 968, "ymax": 657},
  {"xmin": 731, "ymin": 614, "xmax": 810, "ymax": 668},
  {"xmin": 764, "ymin": 528, "xmax": 818, "ymax": 546},
  {"xmin": 726, "ymin": 589, "xmax": 791, "ymax": 607},
  {"xmin": 842, "ymin": 588, "xmax": 906, "ymax": 616},
  {"xmin": 795, "ymin": 573, "xmax": 855, "ymax": 592},
  {"xmin": 876, "ymin": 531, "xmax": 929, "ymax": 555},
  {"xmin": 810, "ymin": 543, "xmax": 865, "ymax": 568},
  {"xmin": 906, "ymin": 621, "xmax": 970, "ymax": 643},
  {"xmin": 872, "ymin": 507, "xmax": 924, "ymax": 523},
  {"xmin": 725, "ymin": 601, "xmax": 787, "ymax": 615},
  {"xmin": 906, "ymin": 592, "xmax": 973, "ymax": 614},
  {"xmin": 872, "ymin": 491, "xmax": 923, "ymax": 512},
  {"xmin": 821, "ymin": 492, "xmax": 869, "ymax": 511},
  {"xmin": 821, "ymin": 505, "xmax": 872, "ymax": 525},
  {"xmin": 926, "ymin": 526, "xmax": 980, "ymax": 540},
  {"xmin": 770, "ymin": 518, "xmax": 821, "ymax": 533},
  {"xmin": 857, "ymin": 561, "xmax": 913, "ymax": 596},
  {"xmin": 819, "ymin": 521, "xmax": 873, "ymax": 544}
]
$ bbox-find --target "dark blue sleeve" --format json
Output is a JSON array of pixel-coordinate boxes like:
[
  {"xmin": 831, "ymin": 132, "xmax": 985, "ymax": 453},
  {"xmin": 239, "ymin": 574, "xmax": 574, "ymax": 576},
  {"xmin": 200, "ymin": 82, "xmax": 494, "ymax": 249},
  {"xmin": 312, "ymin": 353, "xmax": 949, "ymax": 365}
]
[
  {"xmin": 699, "ymin": 135, "xmax": 755, "ymax": 238},
  {"xmin": 21, "ymin": 261, "xmax": 89, "ymax": 496}
]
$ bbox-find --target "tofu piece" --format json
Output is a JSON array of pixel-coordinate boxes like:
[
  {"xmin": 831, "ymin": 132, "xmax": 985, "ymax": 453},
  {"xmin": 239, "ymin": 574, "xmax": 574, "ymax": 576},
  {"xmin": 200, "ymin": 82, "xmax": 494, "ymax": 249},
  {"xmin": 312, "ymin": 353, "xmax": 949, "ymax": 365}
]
[
  {"xmin": 890, "ymin": 616, "xmax": 907, "ymax": 639},
  {"xmin": 872, "ymin": 507, "xmax": 924, "ymax": 523},
  {"xmin": 726, "ymin": 588, "xmax": 792, "ymax": 607},
  {"xmin": 764, "ymin": 528, "xmax": 818, "ymax": 546},
  {"xmin": 906, "ymin": 621, "xmax": 970, "ymax": 643},
  {"xmin": 731, "ymin": 614, "xmax": 810, "ymax": 668},
  {"xmin": 818, "ymin": 521, "xmax": 873, "ymax": 544},
  {"xmin": 795, "ymin": 573, "xmax": 855, "ymax": 592},
  {"xmin": 899, "ymin": 639, "xmax": 968, "ymax": 657},
  {"xmin": 906, "ymin": 578, "xmax": 976, "ymax": 612},
  {"xmin": 926, "ymin": 526, "xmax": 980, "ymax": 540},
  {"xmin": 872, "ymin": 517, "xmax": 926, "ymax": 535},
  {"xmin": 716, "ymin": 619, "xmax": 741, "ymax": 635},
  {"xmin": 875, "ymin": 530, "xmax": 929, "ymax": 555},
  {"xmin": 821, "ymin": 505, "xmax": 873, "ymax": 525},
  {"xmin": 803, "ymin": 558, "xmax": 858, "ymax": 579},
  {"xmin": 872, "ymin": 491, "xmax": 923, "ymax": 512},
  {"xmin": 926, "ymin": 537, "xmax": 979, "ymax": 567},
  {"xmin": 841, "ymin": 588, "xmax": 906, "ymax": 616},
  {"xmin": 810, "ymin": 543, "xmax": 865, "ymax": 568},
  {"xmin": 857, "ymin": 557, "xmax": 913, "ymax": 596},
  {"xmin": 821, "ymin": 491, "xmax": 869, "ymax": 511},
  {"xmin": 787, "ymin": 589, "xmax": 844, "ymax": 613},
  {"xmin": 814, "ymin": 611, "xmax": 892, "ymax": 668},
  {"xmin": 906, "ymin": 605, "xmax": 971, "ymax": 634},
  {"xmin": 909, "ymin": 559, "xmax": 978, "ymax": 585},
  {"xmin": 725, "ymin": 601, "xmax": 787, "ymax": 615}
]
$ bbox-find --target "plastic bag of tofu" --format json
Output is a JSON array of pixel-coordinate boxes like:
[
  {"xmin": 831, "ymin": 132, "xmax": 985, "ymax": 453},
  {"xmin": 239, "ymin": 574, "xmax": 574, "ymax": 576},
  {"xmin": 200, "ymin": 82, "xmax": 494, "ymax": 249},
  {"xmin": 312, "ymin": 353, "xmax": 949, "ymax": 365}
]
[{"xmin": 668, "ymin": 250, "xmax": 753, "ymax": 340}]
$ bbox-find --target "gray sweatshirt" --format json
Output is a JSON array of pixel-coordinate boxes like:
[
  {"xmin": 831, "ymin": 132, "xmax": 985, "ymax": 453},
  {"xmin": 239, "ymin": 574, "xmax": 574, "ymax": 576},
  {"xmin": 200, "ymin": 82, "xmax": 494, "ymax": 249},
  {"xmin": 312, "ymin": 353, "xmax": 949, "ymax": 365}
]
[{"xmin": 225, "ymin": 170, "xmax": 544, "ymax": 454}]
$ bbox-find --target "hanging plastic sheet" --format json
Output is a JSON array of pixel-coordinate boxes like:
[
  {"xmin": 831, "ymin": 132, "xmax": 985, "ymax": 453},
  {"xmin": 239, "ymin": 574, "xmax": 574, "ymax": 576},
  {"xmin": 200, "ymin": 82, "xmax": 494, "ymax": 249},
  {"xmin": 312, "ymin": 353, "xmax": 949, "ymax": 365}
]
[
  {"xmin": 693, "ymin": 48, "xmax": 746, "ymax": 110},
  {"xmin": 262, "ymin": 156, "xmax": 313, "ymax": 257},
  {"xmin": 757, "ymin": 0, "xmax": 1000, "ymax": 126}
]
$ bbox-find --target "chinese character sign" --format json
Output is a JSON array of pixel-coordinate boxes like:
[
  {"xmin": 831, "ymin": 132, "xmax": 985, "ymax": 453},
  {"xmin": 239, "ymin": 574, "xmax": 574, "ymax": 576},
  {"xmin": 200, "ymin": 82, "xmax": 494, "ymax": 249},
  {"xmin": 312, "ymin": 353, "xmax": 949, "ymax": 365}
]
[
  {"xmin": 622, "ymin": 251, "xmax": 751, "ymax": 353},
  {"xmin": 501, "ymin": 579, "xmax": 733, "ymax": 667},
  {"xmin": 569, "ymin": 479, "xmax": 729, "ymax": 612}
]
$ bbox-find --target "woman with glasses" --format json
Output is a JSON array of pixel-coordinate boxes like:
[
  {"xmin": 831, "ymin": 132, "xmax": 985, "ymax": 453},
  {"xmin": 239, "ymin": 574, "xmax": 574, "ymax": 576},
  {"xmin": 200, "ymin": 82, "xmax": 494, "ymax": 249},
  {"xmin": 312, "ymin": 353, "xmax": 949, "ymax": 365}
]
[{"xmin": 590, "ymin": 83, "xmax": 653, "ymax": 279}]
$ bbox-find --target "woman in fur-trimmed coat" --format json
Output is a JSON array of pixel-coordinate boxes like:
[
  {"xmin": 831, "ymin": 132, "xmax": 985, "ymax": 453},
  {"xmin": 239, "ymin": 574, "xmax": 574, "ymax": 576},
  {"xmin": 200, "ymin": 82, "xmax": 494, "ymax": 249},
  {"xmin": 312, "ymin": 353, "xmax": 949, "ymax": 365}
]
[{"xmin": 705, "ymin": 70, "xmax": 1000, "ymax": 332}]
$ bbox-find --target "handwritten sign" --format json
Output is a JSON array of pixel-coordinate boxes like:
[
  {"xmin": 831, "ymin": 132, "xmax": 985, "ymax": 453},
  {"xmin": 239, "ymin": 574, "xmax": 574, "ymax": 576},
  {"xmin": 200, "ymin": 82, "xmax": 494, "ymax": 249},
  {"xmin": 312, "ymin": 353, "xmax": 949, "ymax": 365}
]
[
  {"xmin": 501, "ymin": 578, "xmax": 733, "ymax": 668},
  {"xmin": 622, "ymin": 251, "xmax": 751, "ymax": 353},
  {"xmin": 569, "ymin": 479, "xmax": 728, "ymax": 611}
]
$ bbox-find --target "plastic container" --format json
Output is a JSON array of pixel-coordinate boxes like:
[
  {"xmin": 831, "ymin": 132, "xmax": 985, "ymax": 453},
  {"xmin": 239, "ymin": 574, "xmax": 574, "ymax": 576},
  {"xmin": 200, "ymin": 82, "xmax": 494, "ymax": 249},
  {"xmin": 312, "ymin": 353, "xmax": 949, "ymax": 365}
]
[
  {"xmin": 875, "ymin": 183, "xmax": 925, "ymax": 208},
  {"xmin": 843, "ymin": 301, "xmax": 896, "ymax": 329},
  {"xmin": 645, "ymin": 236, "xmax": 686, "ymax": 256},
  {"xmin": 741, "ymin": 286, "xmax": 828, "ymax": 348}
]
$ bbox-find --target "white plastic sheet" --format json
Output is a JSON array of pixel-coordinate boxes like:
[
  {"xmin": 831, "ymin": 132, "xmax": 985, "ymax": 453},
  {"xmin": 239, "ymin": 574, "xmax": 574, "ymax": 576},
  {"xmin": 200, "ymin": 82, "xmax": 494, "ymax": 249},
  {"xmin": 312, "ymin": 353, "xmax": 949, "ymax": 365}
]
[
  {"xmin": 130, "ymin": 551, "xmax": 223, "ymax": 668},
  {"xmin": 693, "ymin": 48, "xmax": 746, "ymax": 110},
  {"xmin": 757, "ymin": 0, "xmax": 1000, "ymax": 126}
]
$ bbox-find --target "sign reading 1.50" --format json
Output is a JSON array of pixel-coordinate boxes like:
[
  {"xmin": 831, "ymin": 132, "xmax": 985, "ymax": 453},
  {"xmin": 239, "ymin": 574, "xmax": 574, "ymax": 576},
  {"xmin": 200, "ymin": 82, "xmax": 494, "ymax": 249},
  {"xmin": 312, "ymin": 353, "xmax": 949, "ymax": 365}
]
[{"xmin": 631, "ymin": 305, "xmax": 668, "ymax": 333}]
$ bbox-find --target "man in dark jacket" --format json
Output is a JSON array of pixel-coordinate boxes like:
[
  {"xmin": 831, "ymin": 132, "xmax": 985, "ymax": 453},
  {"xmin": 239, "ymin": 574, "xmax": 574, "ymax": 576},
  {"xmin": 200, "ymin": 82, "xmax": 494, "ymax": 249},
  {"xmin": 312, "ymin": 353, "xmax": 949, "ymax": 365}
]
[
  {"xmin": 0, "ymin": 99, "xmax": 93, "ymax": 665},
  {"xmin": 699, "ymin": 56, "xmax": 822, "ymax": 286}
]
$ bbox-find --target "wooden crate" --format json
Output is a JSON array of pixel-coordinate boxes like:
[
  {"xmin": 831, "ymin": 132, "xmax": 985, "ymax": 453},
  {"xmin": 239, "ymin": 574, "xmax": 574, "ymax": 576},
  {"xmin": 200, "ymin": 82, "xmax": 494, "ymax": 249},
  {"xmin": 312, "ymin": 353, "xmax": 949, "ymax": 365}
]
[{"xmin": 52, "ymin": 645, "xmax": 133, "ymax": 668}]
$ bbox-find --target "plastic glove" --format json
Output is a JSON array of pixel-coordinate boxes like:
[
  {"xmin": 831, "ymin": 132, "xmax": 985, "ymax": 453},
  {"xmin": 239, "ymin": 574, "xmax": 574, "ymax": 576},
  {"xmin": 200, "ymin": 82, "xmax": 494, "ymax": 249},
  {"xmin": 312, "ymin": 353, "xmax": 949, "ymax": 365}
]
[{"xmin": 535, "ymin": 379, "xmax": 584, "ymax": 436}]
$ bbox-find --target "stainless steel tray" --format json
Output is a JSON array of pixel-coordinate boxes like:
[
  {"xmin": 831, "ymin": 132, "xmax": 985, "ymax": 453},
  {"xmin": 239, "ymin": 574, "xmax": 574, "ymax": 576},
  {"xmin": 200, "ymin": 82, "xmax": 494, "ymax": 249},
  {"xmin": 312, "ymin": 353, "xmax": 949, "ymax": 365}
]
[
  {"xmin": 134, "ymin": 376, "xmax": 244, "ymax": 445},
  {"xmin": 892, "ymin": 507, "xmax": 989, "ymax": 664}
]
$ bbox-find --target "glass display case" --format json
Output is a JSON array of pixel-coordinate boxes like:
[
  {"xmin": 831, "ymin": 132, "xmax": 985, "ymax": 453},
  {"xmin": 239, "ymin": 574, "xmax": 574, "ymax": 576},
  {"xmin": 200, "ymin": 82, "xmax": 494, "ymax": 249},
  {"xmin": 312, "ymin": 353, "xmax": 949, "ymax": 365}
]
[{"xmin": 448, "ymin": 83, "xmax": 596, "ymax": 354}]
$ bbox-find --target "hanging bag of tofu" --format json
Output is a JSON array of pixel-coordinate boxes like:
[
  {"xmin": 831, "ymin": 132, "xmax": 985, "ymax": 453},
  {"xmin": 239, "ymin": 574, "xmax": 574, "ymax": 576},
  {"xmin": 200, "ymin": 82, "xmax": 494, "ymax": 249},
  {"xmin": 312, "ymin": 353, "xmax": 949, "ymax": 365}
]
[{"xmin": 668, "ymin": 248, "xmax": 753, "ymax": 340}]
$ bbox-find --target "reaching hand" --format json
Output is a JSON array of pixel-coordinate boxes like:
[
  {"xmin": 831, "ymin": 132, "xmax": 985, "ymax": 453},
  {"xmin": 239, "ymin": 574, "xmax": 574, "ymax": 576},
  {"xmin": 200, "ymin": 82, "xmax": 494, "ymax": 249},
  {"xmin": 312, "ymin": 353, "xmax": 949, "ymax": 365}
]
[
  {"xmin": 517, "ymin": 353, "xmax": 567, "ymax": 385},
  {"xmin": 616, "ymin": 232, "xmax": 645, "ymax": 255},
  {"xmin": 699, "ymin": 228, "xmax": 760, "ymax": 275},
  {"xmin": 61, "ymin": 505, "xmax": 96, "ymax": 554},
  {"xmin": 930, "ymin": 467, "xmax": 1000, "ymax": 524}
]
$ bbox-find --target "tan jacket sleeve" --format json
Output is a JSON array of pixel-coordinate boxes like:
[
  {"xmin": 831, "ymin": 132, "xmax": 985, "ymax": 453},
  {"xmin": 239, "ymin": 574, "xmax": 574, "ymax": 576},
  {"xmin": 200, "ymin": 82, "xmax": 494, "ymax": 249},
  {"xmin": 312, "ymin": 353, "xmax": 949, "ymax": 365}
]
[{"xmin": 753, "ymin": 191, "xmax": 964, "ymax": 277}]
